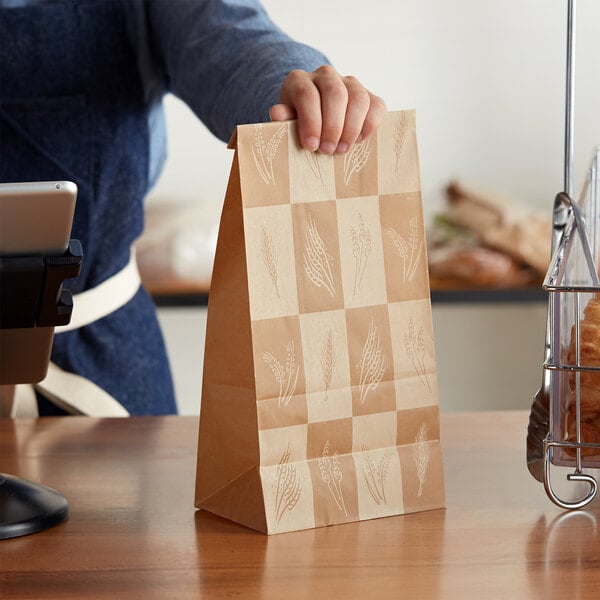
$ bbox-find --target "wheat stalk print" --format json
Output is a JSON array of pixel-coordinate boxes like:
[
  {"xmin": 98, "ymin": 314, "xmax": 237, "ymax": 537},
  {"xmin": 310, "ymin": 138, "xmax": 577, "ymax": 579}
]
[
  {"xmin": 303, "ymin": 216, "xmax": 336, "ymax": 298},
  {"xmin": 343, "ymin": 138, "xmax": 371, "ymax": 186},
  {"xmin": 350, "ymin": 214, "xmax": 372, "ymax": 294},
  {"xmin": 358, "ymin": 318, "xmax": 386, "ymax": 404},
  {"xmin": 412, "ymin": 423, "xmax": 430, "ymax": 497},
  {"xmin": 406, "ymin": 217, "xmax": 422, "ymax": 281},
  {"xmin": 261, "ymin": 225, "xmax": 280, "ymax": 297},
  {"xmin": 251, "ymin": 124, "xmax": 287, "ymax": 184},
  {"xmin": 274, "ymin": 444, "xmax": 302, "ymax": 524},
  {"xmin": 404, "ymin": 318, "xmax": 431, "ymax": 391},
  {"xmin": 262, "ymin": 340, "xmax": 300, "ymax": 407},
  {"xmin": 385, "ymin": 218, "xmax": 422, "ymax": 283},
  {"xmin": 305, "ymin": 150, "xmax": 325, "ymax": 186},
  {"xmin": 320, "ymin": 329, "xmax": 335, "ymax": 401},
  {"xmin": 394, "ymin": 112, "xmax": 408, "ymax": 173},
  {"xmin": 385, "ymin": 227, "xmax": 408, "ymax": 280},
  {"xmin": 318, "ymin": 441, "xmax": 347, "ymax": 515},
  {"xmin": 362, "ymin": 445, "xmax": 394, "ymax": 505}
]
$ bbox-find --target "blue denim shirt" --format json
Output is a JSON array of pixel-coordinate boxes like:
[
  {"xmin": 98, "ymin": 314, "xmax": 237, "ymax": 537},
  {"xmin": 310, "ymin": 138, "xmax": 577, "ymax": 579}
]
[
  {"xmin": 128, "ymin": 0, "xmax": 330, "ymax": 188},
  {"xmin": 0, "ymin": 0, "xmax": 328, "ymax": 414}
]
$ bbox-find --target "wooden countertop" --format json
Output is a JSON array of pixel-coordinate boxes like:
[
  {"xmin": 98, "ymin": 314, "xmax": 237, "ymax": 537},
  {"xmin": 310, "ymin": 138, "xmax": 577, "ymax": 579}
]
[{"xmin": 1, "ymin": 412, "xmax": 598, "ymax": 599}]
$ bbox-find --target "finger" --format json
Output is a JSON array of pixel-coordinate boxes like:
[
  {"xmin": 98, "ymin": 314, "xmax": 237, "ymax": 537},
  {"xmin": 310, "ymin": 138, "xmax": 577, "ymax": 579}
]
[
  {"xmin": 313, "ymin": 65, "xmax": 347, "ymax": 154},
  {"xmin": 335, "ymin": 76, "xmax": 370, "ymax": 153},
  {"xmin": 269, "ymin": 103, "xmax": 297, "ymax": 122},
  {"xmin": 279, "ymin": 70, "xmax": 322, "ymax": 152},
  {"xmin": 356, "ymin": 93, "xmax": 387, "ymax": 142}
]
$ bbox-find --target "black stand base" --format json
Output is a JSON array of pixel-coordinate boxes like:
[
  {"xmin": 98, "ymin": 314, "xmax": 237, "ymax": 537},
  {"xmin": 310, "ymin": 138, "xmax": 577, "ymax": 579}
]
[{"xmin": 0, "ymin": 473, "xmax": 68, "ymax": 540}]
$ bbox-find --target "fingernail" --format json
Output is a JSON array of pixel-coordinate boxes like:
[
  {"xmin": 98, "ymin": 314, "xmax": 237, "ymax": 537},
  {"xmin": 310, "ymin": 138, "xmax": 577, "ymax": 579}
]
[
  {"xmin": 335, "ymin": 142, "xmax": 349, "ymax": 154},
  {"xmin": 304, "ymin": 136, "xmax": 320, "ymax": 151},
  {"xmin": 320, "ymin": 141, "xmax": 336, "ymax": 155}
]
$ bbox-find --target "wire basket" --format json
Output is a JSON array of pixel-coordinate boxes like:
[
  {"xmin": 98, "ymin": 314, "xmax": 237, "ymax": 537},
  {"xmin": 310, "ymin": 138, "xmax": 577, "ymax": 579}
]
[
  {"xmin": 526, "ymin": 0, "xmax": 600, "ymax": 509},
  {"xmin": 542, "ymin": 146, "xmax": 600, "ymax": 508}
]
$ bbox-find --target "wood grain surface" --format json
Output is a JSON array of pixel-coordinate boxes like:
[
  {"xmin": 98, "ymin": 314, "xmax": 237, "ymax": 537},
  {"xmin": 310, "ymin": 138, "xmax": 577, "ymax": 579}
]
[{"xmin": 1, "ymin": 412, "xmax": 599, "ymax": 599}]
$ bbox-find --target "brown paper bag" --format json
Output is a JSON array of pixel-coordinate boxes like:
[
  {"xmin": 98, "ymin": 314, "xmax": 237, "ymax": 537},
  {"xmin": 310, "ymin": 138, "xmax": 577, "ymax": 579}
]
[{"xmin": 195, "ymin": 110, "xmax": 445, "ymax": 534}]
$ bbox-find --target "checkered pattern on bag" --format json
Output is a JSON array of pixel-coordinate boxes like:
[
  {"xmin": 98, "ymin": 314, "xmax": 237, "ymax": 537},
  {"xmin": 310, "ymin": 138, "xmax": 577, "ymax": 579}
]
[{"xmin": 237, "ymin": 111, "xmax": 444, "ymax": 533}]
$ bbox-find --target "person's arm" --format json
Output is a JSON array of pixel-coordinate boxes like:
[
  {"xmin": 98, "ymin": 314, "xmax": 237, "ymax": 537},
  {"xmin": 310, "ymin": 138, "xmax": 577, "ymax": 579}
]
[
  {"xmin": 141, "ymin": 0, "xmax": 384, "ymax": 152},
  {"xmin": 143, "ymin": 0, "xmax": 327, "ymax": 140}
]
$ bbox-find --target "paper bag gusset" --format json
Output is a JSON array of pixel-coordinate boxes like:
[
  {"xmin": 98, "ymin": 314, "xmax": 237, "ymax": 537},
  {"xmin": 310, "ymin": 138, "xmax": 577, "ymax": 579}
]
[{"xmin": 195, "ymin": 110, "xmax": 445, "ymax": 534}]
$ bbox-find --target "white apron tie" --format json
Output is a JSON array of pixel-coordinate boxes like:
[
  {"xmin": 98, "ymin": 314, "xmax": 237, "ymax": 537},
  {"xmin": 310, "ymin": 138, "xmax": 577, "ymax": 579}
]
[{"xmin": 11, "ymin": 249, "xmax": 140, "ymax": 417}]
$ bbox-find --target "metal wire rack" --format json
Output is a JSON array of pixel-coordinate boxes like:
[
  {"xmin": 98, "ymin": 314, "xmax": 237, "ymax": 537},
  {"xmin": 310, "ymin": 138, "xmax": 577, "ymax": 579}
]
[
  {"xmin": 529, "ymin": 0, "xmax": 600, "ymax": 509},
  {"xmin": 543, "ymin": 146, "xmax": 600, "ymax": 509}
]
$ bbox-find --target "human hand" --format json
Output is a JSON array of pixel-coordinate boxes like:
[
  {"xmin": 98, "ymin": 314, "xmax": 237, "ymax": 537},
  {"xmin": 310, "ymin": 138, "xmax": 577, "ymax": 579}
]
[{"xmin": 269, "ymin": 65, "xmax": 386, "ymax": 155}]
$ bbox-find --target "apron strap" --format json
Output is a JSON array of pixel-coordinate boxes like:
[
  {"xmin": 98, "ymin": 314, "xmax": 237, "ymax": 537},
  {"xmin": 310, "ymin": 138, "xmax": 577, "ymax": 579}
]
[
  {"xmin": 10, "ymin": 385, "xmax": 38, "ymax": 418},
  {"xmin": 55, "ymin": 248, "xmax": 141, "ymax": 333},
  {"xmin": 37, "ymin": 362, "xmax": 129, "ymax": 416},
  {"xmin": 11, "ymin": 250, "xmax": 140, "ymax": 417}
]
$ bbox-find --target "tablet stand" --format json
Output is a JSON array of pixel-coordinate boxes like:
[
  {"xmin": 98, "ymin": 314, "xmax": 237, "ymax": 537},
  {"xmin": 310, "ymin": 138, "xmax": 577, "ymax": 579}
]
[{"xmin": 0, "ymin": 240, "xmax": 82, "ymax": 540}]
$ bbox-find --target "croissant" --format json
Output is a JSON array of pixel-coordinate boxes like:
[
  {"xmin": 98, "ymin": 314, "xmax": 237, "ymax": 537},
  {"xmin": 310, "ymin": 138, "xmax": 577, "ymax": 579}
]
[
  {"xmin": 566, "ymin": 417, "xmax": 600, "ymax": 457},
  {"xmin": 565, "ymin": 293, "xmax": 600, "ymax": 457}
]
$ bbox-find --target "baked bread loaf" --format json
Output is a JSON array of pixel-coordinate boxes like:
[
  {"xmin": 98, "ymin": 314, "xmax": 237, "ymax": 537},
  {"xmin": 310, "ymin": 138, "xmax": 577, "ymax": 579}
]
[{"xmin": 428, "ymin": 246, "xmax": 535, "ymax": 288}]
